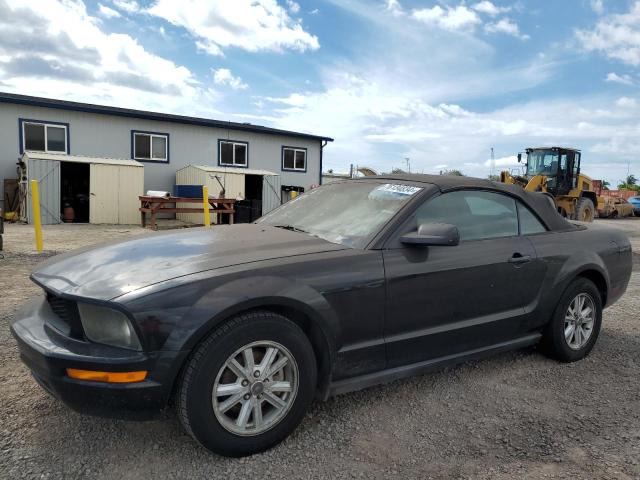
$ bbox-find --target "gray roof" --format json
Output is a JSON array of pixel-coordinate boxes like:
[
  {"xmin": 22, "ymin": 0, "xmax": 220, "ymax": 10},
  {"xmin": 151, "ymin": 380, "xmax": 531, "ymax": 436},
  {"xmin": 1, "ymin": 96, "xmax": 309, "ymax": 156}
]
[
  {"xmin": 0, "ymin": 91, "xmax": 333, "ymax": 142},
  {"xmin": 23, "ymin": 151, "xmax": 143, "ymax": 167}
]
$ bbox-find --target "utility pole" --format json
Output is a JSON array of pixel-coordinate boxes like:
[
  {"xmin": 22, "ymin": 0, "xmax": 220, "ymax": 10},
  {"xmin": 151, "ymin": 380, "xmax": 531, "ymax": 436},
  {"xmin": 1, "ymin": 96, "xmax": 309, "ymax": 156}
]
[
  {"xmin": 490, "ymin": 147, "xmax": 495, "ymax": 178},
  {"xmin": 404, "ymin": 157, "xmax": 411, "ymax": 173}
]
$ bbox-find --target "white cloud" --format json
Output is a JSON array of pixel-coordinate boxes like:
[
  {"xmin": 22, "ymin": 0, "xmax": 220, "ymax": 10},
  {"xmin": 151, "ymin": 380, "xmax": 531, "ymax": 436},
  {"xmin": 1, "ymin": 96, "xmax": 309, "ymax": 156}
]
[
  {"xmin": 605, "ymin": 72, "xmax": 634, "ymax": 85},
  {"xmin": 473, "ymin": 1, "xmax": 510, "ymax": 16},
  {"xmin": 412, "ymin": 5, "xmax": 480, "ymax": 32},
  {"xmin": 259, "ymin": 64, "xmax": 640, "ymax": 183},
  {"xmin": 147, "ymin": 0, "xmax": 320, "ymax": 56},
  {"xmin": 590, "ymin": 0, "xmax": 604, "ymax": 15},
  {"xmin": 0, "ymin": 0, "xmax": 219, "ymax": 116},
  {"xmin": 484, "ymin": 155, "xmax": 519, "ymax": 168},
  {"xmin": 286, "ymin": 0, "xmax": 300, "ymax": 14},
  {"xmin": 485, "ymin": 18, "xmax": 529, "ymax": 40},
  {"xmin": 98, "ymin": 3, "xmax": 121, "ymax": 18},
  {"xmin": 212, "ymin": 68, "xmax": 248, "ymax": 90},
  {"xmin": 410, "ymin": 3, "xmax": 524, "ymax": 37},
  {"xmin": 615, "ymin": 96, "xmax": 636, "ymax": 107},
  {"xmin": 111, "ymin": 0, "xmax": 139, "ymax": 13},
  {"xmin": 386, "ymin": 0, "xmax": 403, "ymax": 17},
  {"xmin": 576, "ymin": 2, "xmax": 640, "ymax": 66},
  {"xmin": 310, "ymin": 8, "xmax": 319, "ymax": 15}
]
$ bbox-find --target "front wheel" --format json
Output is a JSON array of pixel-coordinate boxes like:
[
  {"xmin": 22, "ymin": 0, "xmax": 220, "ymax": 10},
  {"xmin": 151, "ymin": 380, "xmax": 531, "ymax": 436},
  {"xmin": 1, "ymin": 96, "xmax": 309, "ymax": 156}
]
[
  {"xmin": 177, "ymin": 311, "xmax": 317, "ymax": 456},
  {"xmin": 573, "ymin": 197, "xmax": 595, "ymax": 222},
  {"xmin": 541, "ymin": 278, "xmax": 602, "ymax": 362}
]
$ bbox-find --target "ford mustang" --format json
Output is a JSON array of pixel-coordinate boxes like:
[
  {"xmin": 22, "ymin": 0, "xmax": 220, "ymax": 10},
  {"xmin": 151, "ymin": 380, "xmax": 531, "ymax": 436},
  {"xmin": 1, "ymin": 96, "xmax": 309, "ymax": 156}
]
[{"xmin": 11, "ymin": 175, "xmax": 632, "ymax": 457}]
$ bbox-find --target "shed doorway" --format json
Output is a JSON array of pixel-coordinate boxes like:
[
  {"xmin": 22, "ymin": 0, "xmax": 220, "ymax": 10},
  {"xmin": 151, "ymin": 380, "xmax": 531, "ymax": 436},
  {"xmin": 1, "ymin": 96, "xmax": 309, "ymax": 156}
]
[
  {"xmin": 60, "ymin": 161, "xmax": 90, "ymax": 222},
  {"xmin": 242, "ymin": 174, "xmax": 263, "ymax": 223}
]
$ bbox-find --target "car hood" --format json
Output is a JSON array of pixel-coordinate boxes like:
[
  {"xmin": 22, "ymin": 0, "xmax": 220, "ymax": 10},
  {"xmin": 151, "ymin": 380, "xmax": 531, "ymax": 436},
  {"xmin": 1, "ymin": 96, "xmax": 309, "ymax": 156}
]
[{"xmin": 31, "ymin": 224, "xmax": 348, "ymax": 300}]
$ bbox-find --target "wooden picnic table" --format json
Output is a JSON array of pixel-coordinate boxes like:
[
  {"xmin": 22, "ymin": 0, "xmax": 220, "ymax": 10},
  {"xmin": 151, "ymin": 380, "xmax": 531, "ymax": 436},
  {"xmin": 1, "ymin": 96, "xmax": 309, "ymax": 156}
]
[{"xmin": 139, "ymin": 196, "xmax": 235, "ymax": 230}]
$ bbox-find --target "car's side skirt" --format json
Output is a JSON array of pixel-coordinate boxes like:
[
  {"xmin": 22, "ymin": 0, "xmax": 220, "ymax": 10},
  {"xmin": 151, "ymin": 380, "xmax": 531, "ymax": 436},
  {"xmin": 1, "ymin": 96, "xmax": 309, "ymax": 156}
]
[{"xmin": 326, "ymin": 333, "xmax": 542, "ymax": 398}]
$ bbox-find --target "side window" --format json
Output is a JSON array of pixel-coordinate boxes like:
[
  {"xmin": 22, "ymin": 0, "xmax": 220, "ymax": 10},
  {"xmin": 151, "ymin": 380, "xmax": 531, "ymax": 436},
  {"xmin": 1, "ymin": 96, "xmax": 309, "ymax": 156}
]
[
  {"xmin": 517, "ymin": 201, "xmax": 547, "ymax": 235},
  {"xmin": 21, "ymin": 120, "xmax": 68, "ymax": 153},
  {"xmin": 414, "ymin": 190, "xmax": 518, "ymax": 241},
  {"xmin": 219, "ymin": 140, "xmax": 248, "ymax": 167}
]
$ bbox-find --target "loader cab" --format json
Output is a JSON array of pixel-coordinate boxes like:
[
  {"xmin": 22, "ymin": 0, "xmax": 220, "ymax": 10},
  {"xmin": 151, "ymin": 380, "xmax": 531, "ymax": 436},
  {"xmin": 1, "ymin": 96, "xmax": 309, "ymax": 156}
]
[{"xmin": 523, "ymin": 147, "xmax": 581, "ymax": 196}]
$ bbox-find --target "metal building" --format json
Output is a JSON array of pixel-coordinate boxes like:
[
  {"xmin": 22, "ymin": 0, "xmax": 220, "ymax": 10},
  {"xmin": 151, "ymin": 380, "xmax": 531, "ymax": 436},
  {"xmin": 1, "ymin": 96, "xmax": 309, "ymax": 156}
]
[
  {"xmin": 22, "ymin": 151, "xmax": 143, "ymax": 225},
  {"xmin": 0, "ymin": 92, "xmax": 333, "ymax": 214}
]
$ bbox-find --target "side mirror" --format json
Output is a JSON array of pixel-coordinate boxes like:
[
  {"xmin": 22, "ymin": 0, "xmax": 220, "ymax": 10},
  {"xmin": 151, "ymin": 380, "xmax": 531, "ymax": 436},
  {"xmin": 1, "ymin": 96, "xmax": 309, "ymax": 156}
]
[
  {"xmin": 400, "ymin": 222, "xmax": 460, "ymax": 246},
  {"xmin": 517, "ymin": 153, "xmax": 522, "ymax": 163}
]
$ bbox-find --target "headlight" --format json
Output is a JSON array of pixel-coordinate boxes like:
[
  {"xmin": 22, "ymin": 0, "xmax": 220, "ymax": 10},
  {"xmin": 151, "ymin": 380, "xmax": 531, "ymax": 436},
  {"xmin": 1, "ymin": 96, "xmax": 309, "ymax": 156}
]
[{"xmin": 77, "ymin": 303, "xmax": 142, "ymax": 351}]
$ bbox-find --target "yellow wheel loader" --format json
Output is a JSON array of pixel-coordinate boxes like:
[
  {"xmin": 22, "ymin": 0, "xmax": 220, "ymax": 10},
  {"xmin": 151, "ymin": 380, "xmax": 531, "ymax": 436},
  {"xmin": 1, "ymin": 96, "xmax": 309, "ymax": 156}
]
[{"xmin": 500, "ymin": 147, "xmax": 600, "ymax": 222}]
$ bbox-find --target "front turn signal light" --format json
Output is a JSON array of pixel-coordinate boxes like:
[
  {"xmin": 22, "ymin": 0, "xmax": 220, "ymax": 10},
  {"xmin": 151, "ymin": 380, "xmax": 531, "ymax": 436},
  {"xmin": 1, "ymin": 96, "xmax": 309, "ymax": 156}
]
[{"xmin": 66, "ymin": 369, "xmax": 147, "ymax": 383}]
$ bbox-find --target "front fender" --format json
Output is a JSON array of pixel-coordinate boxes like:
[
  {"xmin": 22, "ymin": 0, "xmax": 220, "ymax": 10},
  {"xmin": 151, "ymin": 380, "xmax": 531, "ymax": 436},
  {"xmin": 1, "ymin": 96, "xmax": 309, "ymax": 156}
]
[
  {"xmin": 181, "ymin": 275, "xmax": 340, "ymax": 354},
  {"xmin": 120, "ymin": 272, "xmax": 341, "ymax": 358}
]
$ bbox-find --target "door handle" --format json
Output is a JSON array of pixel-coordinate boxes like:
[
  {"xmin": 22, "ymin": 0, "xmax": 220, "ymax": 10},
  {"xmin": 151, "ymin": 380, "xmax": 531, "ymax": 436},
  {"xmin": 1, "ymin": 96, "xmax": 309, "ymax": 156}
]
[{"xmin": 509, "ymin": 253, "xmax": 531, "ymax": 264}]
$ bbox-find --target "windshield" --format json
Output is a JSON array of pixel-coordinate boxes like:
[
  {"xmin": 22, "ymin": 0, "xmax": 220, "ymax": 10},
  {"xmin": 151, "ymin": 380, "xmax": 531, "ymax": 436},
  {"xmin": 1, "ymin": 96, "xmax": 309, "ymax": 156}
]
[
  {"xmin": 526, "ymin": 149, "xmax": 559, "ymax": 177},
  {"xmin": 257, "ymin": 182, "xmax": 423, "ymax": 248}
]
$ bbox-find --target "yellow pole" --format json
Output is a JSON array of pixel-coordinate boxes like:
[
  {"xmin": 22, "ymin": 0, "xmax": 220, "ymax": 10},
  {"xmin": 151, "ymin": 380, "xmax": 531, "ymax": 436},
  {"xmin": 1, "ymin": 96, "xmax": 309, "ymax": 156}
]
[
  {"xmin": 202, "ymin": 185, "xmax": 211, "ymax": 227},
  {"xmin": 31, "ymin": 179, "xmax": 43, "ymax": 252}
]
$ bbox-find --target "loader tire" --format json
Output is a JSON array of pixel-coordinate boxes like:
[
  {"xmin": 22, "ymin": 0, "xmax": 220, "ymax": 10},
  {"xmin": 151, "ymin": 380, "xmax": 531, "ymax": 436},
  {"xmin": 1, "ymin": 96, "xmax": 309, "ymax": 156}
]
[{"xmin": 573, "ymin": 198, "xmax": 595, "ymax": 222}]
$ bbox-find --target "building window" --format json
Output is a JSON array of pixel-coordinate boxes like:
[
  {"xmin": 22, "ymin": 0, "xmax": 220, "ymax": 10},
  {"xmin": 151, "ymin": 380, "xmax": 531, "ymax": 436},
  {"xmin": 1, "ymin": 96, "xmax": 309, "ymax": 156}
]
[
  {"xmin": 282, "ymin": 147, "xmax": 306, "ymax": 171},
  {"xmin": 21, "ymin": 120, "xmax": 68, "ymax": 153},
  {"xmin": 219, "ymin": 140, "xmax": 248, "ymax": 167},
  {"xmin": 132, "ymin": 131, "xmax": 169, "ymax": 162}
]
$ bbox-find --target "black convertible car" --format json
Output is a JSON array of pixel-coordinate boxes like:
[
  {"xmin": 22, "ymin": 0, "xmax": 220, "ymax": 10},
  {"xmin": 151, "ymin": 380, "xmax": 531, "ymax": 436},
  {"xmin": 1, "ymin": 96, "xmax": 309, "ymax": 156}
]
[{"xmin": 12, "ymin": 175, "xmax": 632, "ymax": 456}]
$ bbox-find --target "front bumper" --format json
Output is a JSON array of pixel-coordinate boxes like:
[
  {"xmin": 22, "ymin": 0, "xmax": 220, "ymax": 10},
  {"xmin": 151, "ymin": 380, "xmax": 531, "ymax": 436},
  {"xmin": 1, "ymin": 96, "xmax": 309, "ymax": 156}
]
[{"xmin": 10, "ymin": 296, "xmax": 188, "ymax": 420}]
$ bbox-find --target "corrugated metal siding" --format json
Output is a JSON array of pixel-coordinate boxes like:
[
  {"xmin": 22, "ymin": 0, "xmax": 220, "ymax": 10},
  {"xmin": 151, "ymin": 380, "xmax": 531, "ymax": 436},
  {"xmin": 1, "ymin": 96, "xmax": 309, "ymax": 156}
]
[
  {"xmin": 28, "ymin": 159, "xmax": 61, "ymax": 225},
  {"xmin": 175, "ymin": 165, "xmax": 210, "ymax": 224},
  {"xmin": 262, "ymin": 175, "xmax": 282, "ymax": 215},
  {"xmin": 90, "ymin": 164, "xmax": 119, "ymax": 224},
  {"xmin": 175, "ymin": 165, "xmax": 246, "ymax": 224},
  {"xmin": 118, "ymin": 166, "xmax": 144, "ymax": 224},
  {"xmin": 89, "ymin": 164, "xmax": 143, "ymax": 224}
]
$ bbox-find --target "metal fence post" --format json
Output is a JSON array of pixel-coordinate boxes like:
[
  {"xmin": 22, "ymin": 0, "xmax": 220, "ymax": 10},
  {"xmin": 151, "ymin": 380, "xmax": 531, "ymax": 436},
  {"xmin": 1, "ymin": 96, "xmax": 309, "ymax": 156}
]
[
  {"xmin": 31, "ymin": 179, "xmax": 43, "ymax": 252},
  {"xmin": 202, "ymin": 185, "xmax": 211, "ymax": 227}
]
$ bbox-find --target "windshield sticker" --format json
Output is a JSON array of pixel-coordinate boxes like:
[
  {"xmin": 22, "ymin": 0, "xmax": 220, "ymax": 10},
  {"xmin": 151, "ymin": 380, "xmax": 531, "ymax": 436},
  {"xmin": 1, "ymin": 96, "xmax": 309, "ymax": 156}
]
[{"xmin": 375, "ymin": 184, "xmax": 422, "ymax": 196}]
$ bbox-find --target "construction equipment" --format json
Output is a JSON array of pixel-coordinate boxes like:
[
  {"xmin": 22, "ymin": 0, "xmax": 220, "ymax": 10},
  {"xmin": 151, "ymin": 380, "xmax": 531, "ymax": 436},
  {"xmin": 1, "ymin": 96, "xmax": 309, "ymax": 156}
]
[{"xmin": 500, "ymin": 147, "xmax": 600, "ymax": 222}]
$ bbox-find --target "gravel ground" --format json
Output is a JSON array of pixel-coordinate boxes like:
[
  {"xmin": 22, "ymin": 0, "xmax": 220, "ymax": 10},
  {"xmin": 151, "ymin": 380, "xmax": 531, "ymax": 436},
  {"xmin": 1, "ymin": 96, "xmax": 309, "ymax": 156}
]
[{"xmin": 1, "ymin": 219, "xmax": 639, "ymax": 479}]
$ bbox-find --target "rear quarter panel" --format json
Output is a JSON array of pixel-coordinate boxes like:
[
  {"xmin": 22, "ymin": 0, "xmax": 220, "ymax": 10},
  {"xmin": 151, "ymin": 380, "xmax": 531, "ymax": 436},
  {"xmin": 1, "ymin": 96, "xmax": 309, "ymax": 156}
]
[{"xmin": 524, "ymin": 223, "xmax": 632, "ymax": 332}]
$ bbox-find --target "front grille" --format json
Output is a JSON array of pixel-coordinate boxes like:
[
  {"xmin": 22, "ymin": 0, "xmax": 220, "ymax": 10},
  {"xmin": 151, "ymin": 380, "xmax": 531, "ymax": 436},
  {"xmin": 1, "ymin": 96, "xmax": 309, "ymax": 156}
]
[{"xmin": 45, "ymin": 292, "xmax": 84, "ymax": 339}]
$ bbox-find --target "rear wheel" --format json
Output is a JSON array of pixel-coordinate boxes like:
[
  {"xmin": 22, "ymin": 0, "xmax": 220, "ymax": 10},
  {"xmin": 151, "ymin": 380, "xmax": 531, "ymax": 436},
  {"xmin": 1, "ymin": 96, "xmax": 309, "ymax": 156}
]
[
  {"xmin": 177, "ymin": 311, "xmax": 317, "ymax": 457},
  {"xmin": 541, "ymin": 278, "xmax": 602, "ymax": 362},
  {"xmin": 573, "ymin": 197, "xmax": 595, "ymax": 222}
]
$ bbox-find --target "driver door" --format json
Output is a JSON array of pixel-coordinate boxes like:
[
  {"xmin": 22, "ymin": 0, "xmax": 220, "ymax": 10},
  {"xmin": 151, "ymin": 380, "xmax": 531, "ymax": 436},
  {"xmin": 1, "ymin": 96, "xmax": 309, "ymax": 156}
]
[{"xmin": 382, "ymin": 189, "xmax": 537, "ymax": 368}]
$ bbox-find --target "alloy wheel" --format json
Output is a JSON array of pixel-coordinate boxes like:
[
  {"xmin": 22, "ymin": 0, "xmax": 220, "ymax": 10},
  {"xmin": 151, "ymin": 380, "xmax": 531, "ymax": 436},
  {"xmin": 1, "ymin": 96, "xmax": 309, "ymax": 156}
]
[
  {"xmin": 564, "ymin": 293, "xmax": 595, "ymax": 350},
  {"xmin": 212, "ymin": 340, "xmax": 299, "ymax": 436}
]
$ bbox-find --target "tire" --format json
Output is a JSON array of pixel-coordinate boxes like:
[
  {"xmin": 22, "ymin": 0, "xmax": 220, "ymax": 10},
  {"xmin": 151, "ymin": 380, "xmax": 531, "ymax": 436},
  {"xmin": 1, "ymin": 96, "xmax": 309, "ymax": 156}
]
[
  {"xmin": 573, "ymin": 197, "xmax": 595, "ymax": 222},
  {"xmin": 541, "ymin": 278, "xmax": 602, "ymax": 362},
  {"xmin": 177, "ymin": 311, "xmax": 317, "ymax": 457}
]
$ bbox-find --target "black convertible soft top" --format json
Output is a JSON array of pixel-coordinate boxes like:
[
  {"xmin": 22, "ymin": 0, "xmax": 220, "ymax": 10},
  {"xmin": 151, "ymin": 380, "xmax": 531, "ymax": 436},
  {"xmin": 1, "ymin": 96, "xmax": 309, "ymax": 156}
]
[{"xmin": 362, "ymin": 174, "xmax": 575, "ymax": 232}]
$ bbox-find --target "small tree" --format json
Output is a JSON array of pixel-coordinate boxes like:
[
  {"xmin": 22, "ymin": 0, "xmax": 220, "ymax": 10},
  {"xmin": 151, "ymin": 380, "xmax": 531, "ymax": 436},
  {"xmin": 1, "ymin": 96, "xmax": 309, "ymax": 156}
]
[
  {"xmin": 626, "ymin": 174, "xmax": 637, "ymax": 186},
  {"xmin": 439, "ymin": 169, "xmax": 464, "ymax": 176},
  {"xmin": 391, "ymin": 167, "xmax": 407, "ymax": 174}
]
